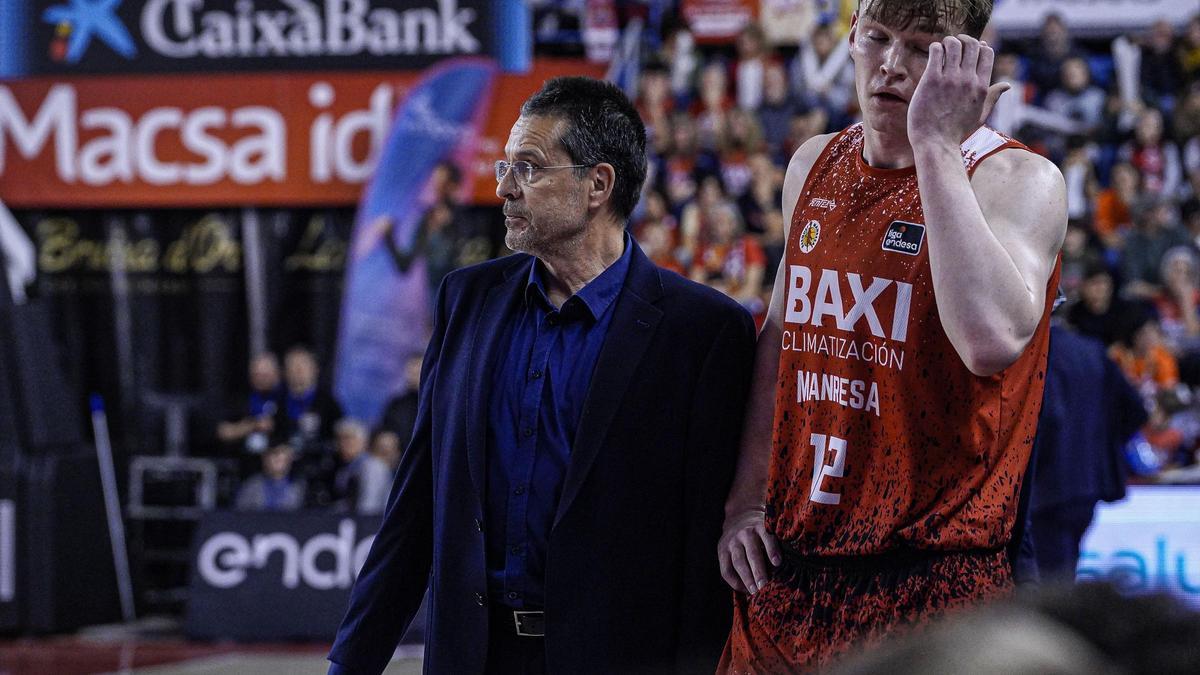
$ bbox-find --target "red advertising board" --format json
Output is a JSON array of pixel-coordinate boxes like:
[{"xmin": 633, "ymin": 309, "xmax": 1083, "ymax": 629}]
[{"xmin": 0, "ymin": 60, "xmax": 604, "ymax": 208}]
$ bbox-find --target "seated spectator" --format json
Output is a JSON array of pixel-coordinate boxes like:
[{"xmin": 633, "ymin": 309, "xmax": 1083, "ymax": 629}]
[
  {"xmin": 757, "ymin": 61, "xmax": 802, "ymax": 162},
  {"xmin": 1044, "ymin": 58, "xmax": 1107, "ymax": 140},
  {"xmin": 1139, "ymin": 19, "xmax": 1184, "ymax": 112},
  {"xmin": 689, "ymin": 202, "xmax": 766, "ymax": 315},
  {"xmin": 1109, "ymin": 305, "xmax": 1180, "ymax": 393},
  {"xmin": 1152, "ymin": 245, "xmax": 1200, "ymax": 355},
  {"xmin": 1120, "ymin": 193, "xmax": 1190, "ymax": 299},
  {"xmin": 784, "ymin": 106, "xmax": 830, "ymax": 158},
  {"xmin": 276, "ymin": 345, "xmax": 343, "ymax": 454},
  {"xmin": 635, "ymin": 58, "xmax": 674, "ymax": 148},
  {"xmin": 378, "ymin": 353, "xmax": 423, "ymax": 442},
  {"xmin": 732, "ymin": 22, "xmax": 778, "ymax": 111},
  {"xmin": 369, "ymin": 429, "xmax": 403, "ymax": 476},
  {"xmin": 1179, "ymin": 15, "xmax": 1200, "ymax": 83},
  {"xmin": 1092, "ymin": 162, "xmax": 1140, "ymax": 249},
  {"xmin": 679, "ymin": 175, "xmax": 727, "ymax": 266},
  {"xmin": 1119, "ymin": 107, "xmax": 1182, "ymax": 197},
  {"xmin": 717, "ymin": 108, "xmax": 763, "ymax": 198},
  {"xmin": 235, "ymin": 442, "xmax": 305, "ymax": 512},
  {"xmin": 790, "ymin": 22, "xmax": 854, "ymax": 124},
  {"xmin": 1025, "ymin": 13, "xmax": 1083, "ymax": 98},
  {"xmin": 1059, "ymin": 223, "xmax": 1105, "ymax": 300},
  {"xmin": 637, "ymin": 218, "xmax": 685, "ymax": 275},
  {"xmin": 216, "ymin": 351, "xmax": 281, "ymax": 458},
  {"xmin": 1060, "ymin": 137, "xmax": 1099, "ymax": 221},
  {"xmin": 1066, "ymin": 264, "xmax": 1132, "ymax": 346},
  {"xmin": 331, "ymin": 418, "xmax": 393, "ymax": 515},
  {"xmin": 656, "ymin": 112, "xmax": 718, "ymax": 213},
  {"xmin": 1173, "ymin": 81, "xmax": 1200, "ymax": 145},
  {"xmin": 738, "ymin": 151, "xmax": 784, "ymax": 236},
  {"xmin": 693, "ymin": 60, "xmax": 733, "ymax": 151}
]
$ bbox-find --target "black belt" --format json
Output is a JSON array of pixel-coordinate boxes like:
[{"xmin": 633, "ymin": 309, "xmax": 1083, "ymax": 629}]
[{"xmin": 491, "ymin": 606, "xmax": 546, "ymax": 637}]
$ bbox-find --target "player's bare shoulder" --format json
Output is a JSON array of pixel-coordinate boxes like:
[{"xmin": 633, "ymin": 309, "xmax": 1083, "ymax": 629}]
[
  {"xmin": 782, "ymin": 132, "xmax": 839, "ymax": 235},
  {"xmin": 970, "ymin": 146, "xmax": 1068, "ymax": 255}
]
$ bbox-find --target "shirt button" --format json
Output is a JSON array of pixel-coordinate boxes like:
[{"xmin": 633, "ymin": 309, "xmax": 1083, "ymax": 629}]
[
  {"xmin": 514, "ymin": 486, "xmax": 525, "ymax": 496},
  {"xmin": 475, "ymin": 592, "xmax": 486, "ymax": 607},
  {"xmin": 522, "ymin": 428, "xmax": 533, "ymax": 438},
  {"xmin": 510, "ymin": 545, "xmax": 521, "ymax": 555},
  {"xmin": 507, "ymin": 591, "xmax": 518, "ymax": 601},
  {"xmin": 530, "ymin": 370, "xmax": 542, "ymax": 380},
  {"xmin": 474, "ymin": 518, "xmax": 483, "ymax": 532},
  {"xmin": 547, "ymin": 315, "xmax": 559, "ymax": 326}
]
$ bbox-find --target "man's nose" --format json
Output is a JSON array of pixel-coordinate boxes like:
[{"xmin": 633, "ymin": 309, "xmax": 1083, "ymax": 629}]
[
  {"xmin": 496, "ymin": 165, "xmax": 521, "ymax": 200},
  {"xmin": 880, "ymin": 44, "xmax": 906, "ymax": 78}
]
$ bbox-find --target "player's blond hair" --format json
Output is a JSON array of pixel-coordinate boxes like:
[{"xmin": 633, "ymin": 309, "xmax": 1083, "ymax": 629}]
[{"xmin": 859, "ymin": 0, "xmax": 992, "ymax": 39}]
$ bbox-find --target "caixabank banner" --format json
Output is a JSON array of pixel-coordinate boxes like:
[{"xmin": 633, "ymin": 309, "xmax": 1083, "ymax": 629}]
[{"xmin": 3, "ymin": 0, "xmax": 494, "ymax": 76}]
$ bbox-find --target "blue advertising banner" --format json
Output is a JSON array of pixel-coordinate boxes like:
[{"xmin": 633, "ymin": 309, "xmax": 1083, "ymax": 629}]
[
  {"xmin": 333, "ymin": 58, "xmax": 496, "ymax": 424},
  {"xmin": 2, "ymin": 0, "xmax": 496, "ymax": 78},
  {"xmin": 1078, "ymin": 486, "xmax": 1200, "ymax": 609}
]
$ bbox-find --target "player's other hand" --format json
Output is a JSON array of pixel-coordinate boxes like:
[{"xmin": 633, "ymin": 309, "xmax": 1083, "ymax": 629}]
[
  {"xmin": 718, "ymin": 506, "xmax": 781, "ymax": 595},
  {"xmin": 907, "ymin": 34, "xmax": 1010, "ymax": 146}
]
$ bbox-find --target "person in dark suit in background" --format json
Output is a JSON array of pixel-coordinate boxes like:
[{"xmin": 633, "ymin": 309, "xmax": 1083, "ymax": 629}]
[{"xmin": 328, "ymin": 76, "xmax": 757, "ymax": 675}]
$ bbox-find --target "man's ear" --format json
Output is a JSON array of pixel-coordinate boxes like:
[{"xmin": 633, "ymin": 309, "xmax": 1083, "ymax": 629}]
[{"xmin": 588, "ymin": 163, "xmax": 617, "ymax": 212}]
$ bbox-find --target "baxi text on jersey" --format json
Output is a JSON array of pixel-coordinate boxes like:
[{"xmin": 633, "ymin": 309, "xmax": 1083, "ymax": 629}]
[{"xmin": 796, "ymin": 369, "xmax": 881, "ymax": 417}]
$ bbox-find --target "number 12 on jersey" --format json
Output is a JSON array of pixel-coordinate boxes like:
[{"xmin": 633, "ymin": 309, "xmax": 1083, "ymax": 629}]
[{"xmin": 809, "ymin": 433, "xmax": 847, "ymax": 505}]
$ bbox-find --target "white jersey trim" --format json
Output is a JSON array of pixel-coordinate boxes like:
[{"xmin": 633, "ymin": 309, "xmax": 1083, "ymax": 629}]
[{"xmin": 960, "ymin": 126, "xmax": 1007, "ymax": 169}]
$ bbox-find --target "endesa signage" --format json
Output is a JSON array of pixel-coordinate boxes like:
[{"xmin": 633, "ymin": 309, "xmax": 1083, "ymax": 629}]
[
  {"xmin": 0, "ymin": 59, "xmax": 604, "ymax": 208},
  {"xmin": 1078, "ymin": 486, "xmax": 1200, "ymax": 610},
  {"xmin": 185, "ymin": 511, "xmax": 383, "ymax": 640},
  {"xmin": 21, "ymin": 0, "xmax": 492, "ymax": 75}
]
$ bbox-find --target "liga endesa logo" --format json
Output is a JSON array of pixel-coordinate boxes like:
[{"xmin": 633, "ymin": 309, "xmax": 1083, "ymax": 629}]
[{"xmin": 197, "ymin": 519, "xmax": 375, "ymax": 590}]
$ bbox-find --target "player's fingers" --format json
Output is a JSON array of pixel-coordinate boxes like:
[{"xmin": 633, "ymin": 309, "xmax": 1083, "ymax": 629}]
[
  {"xmin": 959, "ymin": 34, "xmax": 980, "ymax": 75},
  {"xmin": 977, "ymin": 41, "xmax": 996, "ymax": 81},
  {"xmin": 941, "ymin": 35, "xmax": 962, "ymax": 72},
  {"xmin": 729, "ymin": 545, "xmax": 758, "ymax": 594},
  {"xmin": 759, "ymin": 528, "xmax": 783, "ymax": 567},
  {"xmin": 927, "ymin": 41, "xmax": 945, "ymax": 75},
  {"xmin": 980, "ymin": 82, "xmax": 1011, "ymax": 124},
  {"xmin": 743, "ymin": 539, "xmax": 772, "ymax": 592},
  {"xmin": 719, "ymin": 549, "xmax": 749, "ymax": 593}
]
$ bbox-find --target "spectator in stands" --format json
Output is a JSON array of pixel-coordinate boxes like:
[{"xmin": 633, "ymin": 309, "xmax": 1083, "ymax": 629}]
[
  {"xmin": 1026, "ymin": 13, "xmax": 1082, "ymax": 97},
  {"xmin": 1140, "ymin": 20, "xmax": 1185, "ymax": 112},
  {"xmin": 679, "ymin": 175, "xmax": 727, "ymax": 266},
  {"xmin": 378, "ymin": 353, "xmax": 423, "ymax": 442},
  {"xmin": 658, "ymin": 112, "xmax": 717, "ymax": 212},
  {"xmin": 757, "ymin": 61, "xmax": 802, "ymax": 162},
  {"xmin": 1093, "ymin": 162, "xmax": 1140, "ymax": 249},
  {"xmin": 1059, "ymin": 223, "xmax": 1105, "ymax": 300},
  {"xmin": 784, "ymin": 105, "xmax": 830, "ymax": 158},
  {"xmin": 732, "ymin": 23, "xmax": 776, "ymax": 111},
  {"xmin": 738, "ymin": 151, "xmax": 784, "ymax": 236},
  {"xmin": 1060, "ymin": 137, "xmax": 1099, "ymax": 221},
  {"xmin": 276, "ymin": 345, "xmax": 343, "ymax": 453},
  {"xmin": 690, "ymin": 202, "xmax": 766, "ymax": 315},
  {"xmin": 330, "ymin": 418, "xmax": 392, "ymax": 515},
  {"xmin": 790, "ymin": 22, "xmax": 854, "ymax": 124},
  {"xmin": 1121, "ymin": 193, "xmax": 1190, "ymax": 298},
  {"xmin": 1119, "ymin": 107, "xmax": 1183, "ymax": 197},
  {"xmin": 638, "ymin": 218, "xmax": 685, "ymax": 275},
  {"xmin": 694, "ymin": 60, "xmax": 733, "ymax": 151},
  {"xmin": 1067, "ymin": 264, "xmax": 1131, "ymax": 346},
  {"xmin": 1179, "ymin": 15, "xmax": 1200, "ymax": 83},
  {"xmin": 1110, "ymin": 304, "xmax": 1180, "ymax": 392},
  {"xmin": 718, "ymin": 109, "xmax": 763, "ymax": 198},
  {"xmin": 1173, "ymin": 81, "xmax": 1200, "ymax": 143},
  {"xmin": 216, "ymin": 351, "xmax": 280, "ymax": 457},
  {"xmin": 1044, "ymin": 58, "xmax": 1107, "ymax": 139},
  {"xmin": 369, "ymin": 429, "xmax": 402, "ymax": 475},
  {"xmin": 635, "ymin": 58, "xmax": 674, "ymax": 147},
  {"xmin": 235, "ymin": 442, "xmax": 305, "ymax": 512},
  {"xmin": 1152, "ymin": 245, "xmax": 1200, "ymax": 356}
]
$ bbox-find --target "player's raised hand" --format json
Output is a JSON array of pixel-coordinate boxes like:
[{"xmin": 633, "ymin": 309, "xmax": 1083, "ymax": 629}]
[
  {"xmin": 718, "ymin": 506, "xmax": 781, "ymax": 595},
  {"xmin": 907, "ymin": 34, "xmax": 1010, "ymax": 146}
]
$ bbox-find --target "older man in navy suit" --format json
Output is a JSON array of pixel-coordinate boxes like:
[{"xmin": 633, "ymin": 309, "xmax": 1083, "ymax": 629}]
[{"xmin": 328, "ymin": 77, "xmax": 756, "ymax": 675}]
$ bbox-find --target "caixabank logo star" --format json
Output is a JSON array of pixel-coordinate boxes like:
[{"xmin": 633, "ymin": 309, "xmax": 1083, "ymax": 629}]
[{"xmin": 42, "ymin": 0, "xmax": 137, "ymax": 63}]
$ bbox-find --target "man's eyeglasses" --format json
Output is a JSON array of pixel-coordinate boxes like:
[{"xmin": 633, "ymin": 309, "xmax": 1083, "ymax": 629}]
[{"xmin": 495, "ymin": 160, "xmax": 591, "ymax": 185}]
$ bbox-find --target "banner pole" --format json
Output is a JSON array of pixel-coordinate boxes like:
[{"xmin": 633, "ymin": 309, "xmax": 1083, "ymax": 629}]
[
  {"xmin": 242, "ymin": 208, "xmax": 268, "ymax": 359},
  {"xmin": 90, "ymin": 394, "xmax": 137, "ymax": 622}
]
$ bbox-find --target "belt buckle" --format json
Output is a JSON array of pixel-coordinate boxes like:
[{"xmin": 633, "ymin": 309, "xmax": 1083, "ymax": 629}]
[{"xmin": 513, "ymin": 610, "xmax": 545, "ymax": 637}]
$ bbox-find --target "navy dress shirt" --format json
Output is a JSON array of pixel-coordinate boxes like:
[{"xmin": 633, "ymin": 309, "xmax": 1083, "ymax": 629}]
[{"xmin": 485, "ymin": 237, "xmax": 632, "ymax": 609}]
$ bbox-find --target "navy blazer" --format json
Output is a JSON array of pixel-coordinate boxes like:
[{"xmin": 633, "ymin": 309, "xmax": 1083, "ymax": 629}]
[{"xmin": 329, "ymin": 241, "xmax": 756, "ymax": 674}]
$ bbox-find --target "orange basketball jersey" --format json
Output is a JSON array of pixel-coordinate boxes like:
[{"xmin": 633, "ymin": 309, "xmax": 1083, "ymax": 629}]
[{"xmin": 768, "ymin": 123, "xmax": 1060, "ymax": 555}]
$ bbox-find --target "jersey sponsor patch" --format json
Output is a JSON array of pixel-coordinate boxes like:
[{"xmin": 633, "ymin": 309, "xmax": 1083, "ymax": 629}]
[
  {"xmin": 799, "ymin": 220, "xmax": 821, "ymax": 253},
  {"xmin": 881, "ymin": 220, "xmax": 925, "ymax": 256}
]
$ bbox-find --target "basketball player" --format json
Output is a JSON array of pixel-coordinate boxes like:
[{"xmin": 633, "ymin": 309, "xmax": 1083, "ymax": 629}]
[{"xmin": 717, "ymin": 0, "xmax": 1067, "ymax": 670}]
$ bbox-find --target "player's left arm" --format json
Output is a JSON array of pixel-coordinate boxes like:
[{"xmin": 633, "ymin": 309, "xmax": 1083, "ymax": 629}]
[{"xmin": 910, "ymin": 35, "xmax": 1067, "ymax": 377}]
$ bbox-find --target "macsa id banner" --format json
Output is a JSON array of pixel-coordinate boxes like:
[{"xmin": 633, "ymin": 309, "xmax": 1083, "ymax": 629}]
[
  {"xmin": 333, "ymin": 59, "xmax": 496, "ymax": 425},
  {"xmin": 1077, "ymin": 486, "xmax": 1200, "ymax": 609}
]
